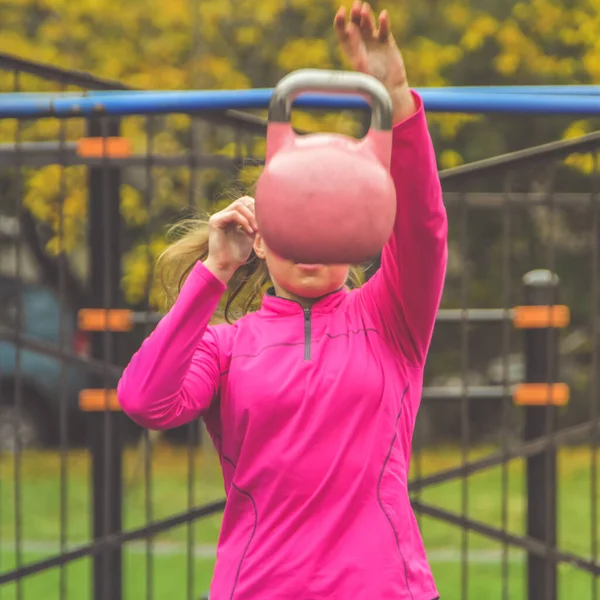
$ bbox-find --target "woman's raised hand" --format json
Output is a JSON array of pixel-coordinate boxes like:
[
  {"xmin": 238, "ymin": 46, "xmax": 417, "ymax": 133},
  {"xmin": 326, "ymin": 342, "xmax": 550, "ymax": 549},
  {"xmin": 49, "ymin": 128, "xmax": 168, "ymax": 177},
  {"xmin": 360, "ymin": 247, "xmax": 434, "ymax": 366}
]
[
  {"xmin": 203, "ymin": 196, "xmax": 257, "ymax": 284},
  {"xmin": 334, "ymin": 2, "xmax": 415, "ymax": 123}
]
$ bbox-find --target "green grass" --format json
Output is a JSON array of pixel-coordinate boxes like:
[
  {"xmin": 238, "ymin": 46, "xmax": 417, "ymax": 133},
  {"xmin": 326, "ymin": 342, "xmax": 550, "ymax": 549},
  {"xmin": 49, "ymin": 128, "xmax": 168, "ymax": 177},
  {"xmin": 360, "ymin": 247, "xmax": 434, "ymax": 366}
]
[{"xmin": 1, "ymin": 444, "xmax": 599, "ymax": 599}]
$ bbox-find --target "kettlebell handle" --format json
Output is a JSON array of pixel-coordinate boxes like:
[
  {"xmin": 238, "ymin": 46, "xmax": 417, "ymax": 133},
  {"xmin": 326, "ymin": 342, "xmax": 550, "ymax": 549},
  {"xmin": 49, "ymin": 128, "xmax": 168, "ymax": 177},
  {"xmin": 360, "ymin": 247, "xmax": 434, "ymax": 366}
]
[{"xmin": 268, "ymin": 69, "xmax": 393, "ymax": 131}]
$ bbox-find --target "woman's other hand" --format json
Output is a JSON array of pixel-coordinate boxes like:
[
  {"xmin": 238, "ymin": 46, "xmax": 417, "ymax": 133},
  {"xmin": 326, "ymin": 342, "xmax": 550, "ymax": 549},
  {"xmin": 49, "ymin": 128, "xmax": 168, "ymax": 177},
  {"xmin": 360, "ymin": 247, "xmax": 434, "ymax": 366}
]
[
  {"xmin": 334, "ymin": 1, "xmax": 416, "ymax": 123},
  {"xmin": 204, "ymin": 196, "xmax": 257, "ymax": 284}
]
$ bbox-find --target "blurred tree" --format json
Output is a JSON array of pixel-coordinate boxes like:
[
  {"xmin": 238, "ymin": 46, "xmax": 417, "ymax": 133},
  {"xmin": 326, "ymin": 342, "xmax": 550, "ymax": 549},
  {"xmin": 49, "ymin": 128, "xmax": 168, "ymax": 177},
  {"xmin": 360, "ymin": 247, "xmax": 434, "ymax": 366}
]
[{"xmin": 1, "ymin": 0, "xmax": 598, "ymax": 289}]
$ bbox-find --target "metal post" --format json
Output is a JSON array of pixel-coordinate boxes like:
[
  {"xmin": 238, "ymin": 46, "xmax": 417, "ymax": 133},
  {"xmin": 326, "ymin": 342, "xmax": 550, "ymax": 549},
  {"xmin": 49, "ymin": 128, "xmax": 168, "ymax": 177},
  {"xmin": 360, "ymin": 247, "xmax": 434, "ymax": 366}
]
[
  {"xmin": 522, "ymin": 269, "xmax": 559, "ymax": 600},
  {"xmin": 87, "ymin": 116, "xmax": 123, "ymax": 600}
]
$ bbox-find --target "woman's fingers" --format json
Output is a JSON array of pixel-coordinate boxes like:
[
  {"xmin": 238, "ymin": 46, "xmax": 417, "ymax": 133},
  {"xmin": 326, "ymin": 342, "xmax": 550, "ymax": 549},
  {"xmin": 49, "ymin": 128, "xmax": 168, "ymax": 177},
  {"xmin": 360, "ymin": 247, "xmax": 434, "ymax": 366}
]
[
  {"xmin": 378, "ymin": 10, "xmax": 391, "ymax": 42},
  {"xmin": 213, "ymin": 209, "xmax": 254, "ymax": 236},
  {"xmin": 236, "ymin": 199, "xmax": 258, "ymax": 232},
  {"xmin": 350, "ymin": 1, "xmax": 362, "ymax": 26},
  {"xmin": 359, "ymin": 3, "xmax": 377, "ymax": 40},
  {"xmin": 335, "ymin": 3, "xmax": 366, "ymax": 67},
  {"xmin": 335, "ymin": 6, "xmax": 360, "ymax": 50},
  {"xmin": 336, "ymin": 3, "xmax": 390, "ymax": 46},
  {"xmin": 210, "ymin": 197, "xmax": 256, "ymax": 236},
  {"xmin": 237, "ymin": 195, "xmax": 255, "ymax": 210},
  {"xmin": 334, "ymin": 6, "xmax": 348, "ymax": 39}
]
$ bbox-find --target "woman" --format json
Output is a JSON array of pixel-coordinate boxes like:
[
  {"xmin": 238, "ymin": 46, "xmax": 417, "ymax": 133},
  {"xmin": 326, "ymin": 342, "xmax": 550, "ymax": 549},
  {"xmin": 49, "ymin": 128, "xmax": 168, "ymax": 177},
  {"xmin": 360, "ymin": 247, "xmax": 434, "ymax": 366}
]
[{"xmin": 118, "ymin": 2, "xmax": 447, "ymax": 598}]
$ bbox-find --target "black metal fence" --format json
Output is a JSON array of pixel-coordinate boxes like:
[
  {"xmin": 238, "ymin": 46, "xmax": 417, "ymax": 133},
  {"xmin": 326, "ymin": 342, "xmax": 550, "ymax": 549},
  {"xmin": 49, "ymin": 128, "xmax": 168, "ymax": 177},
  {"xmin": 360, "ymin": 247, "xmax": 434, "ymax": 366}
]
[{"xmin": 0, "ymin": 54, "xmax": 598, "ymax": 600}]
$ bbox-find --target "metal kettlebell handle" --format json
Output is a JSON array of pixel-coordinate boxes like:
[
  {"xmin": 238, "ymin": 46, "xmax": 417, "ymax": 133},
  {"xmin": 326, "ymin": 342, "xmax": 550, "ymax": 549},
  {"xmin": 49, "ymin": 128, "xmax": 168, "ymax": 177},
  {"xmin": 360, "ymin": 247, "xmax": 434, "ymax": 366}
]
[{"xmin": 268, "ymin": 69, "xmax": 393, "ymax": 131}]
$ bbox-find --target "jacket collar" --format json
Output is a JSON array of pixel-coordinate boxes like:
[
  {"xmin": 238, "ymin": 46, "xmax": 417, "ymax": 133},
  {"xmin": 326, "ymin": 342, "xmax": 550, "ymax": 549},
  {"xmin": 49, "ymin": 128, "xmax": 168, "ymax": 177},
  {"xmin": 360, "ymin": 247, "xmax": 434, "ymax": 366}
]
[{"xmin": 259, "ymin": 286, "xmax": 347, "ymax": 317}]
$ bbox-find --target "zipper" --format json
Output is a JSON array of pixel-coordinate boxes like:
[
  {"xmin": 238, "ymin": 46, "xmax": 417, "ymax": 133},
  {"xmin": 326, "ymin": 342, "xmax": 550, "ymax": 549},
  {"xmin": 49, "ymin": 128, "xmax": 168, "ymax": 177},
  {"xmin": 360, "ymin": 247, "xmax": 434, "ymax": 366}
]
[{"xmin": 303, "ymin": 307, "xmax": 312, "ymax": 360}]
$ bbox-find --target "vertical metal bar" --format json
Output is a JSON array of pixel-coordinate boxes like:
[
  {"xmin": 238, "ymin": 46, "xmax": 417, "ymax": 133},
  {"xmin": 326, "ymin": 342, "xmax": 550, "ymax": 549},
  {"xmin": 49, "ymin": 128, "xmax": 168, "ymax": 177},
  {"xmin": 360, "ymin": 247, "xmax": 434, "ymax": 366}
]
[
  {"xmin": 543, "ymin": 166, "xmax": 559, "ymax": 600},
  {"xmin": 12, "ymin": 67, "xmax": 24, "ymax": 600},
  {"xmin": 103, "ymin": 115, "xmax": 122, "ymax": 600},
  {"xmin": 500, "ymin": 173, "xmax": 513, "ymax": 600},
  {"xmin": 87, "ymin": 115, "xmax": 123, "ymax": 600},
  {"xmin": 522, "ymin": 269, "xmax": 559, "ymax": 600},
  {"xmin": 57, "ymin": 106, "xmax": 69, "ymax": 600},
  {"xmin": 101, "ymin": 116, "xmax": 112, "ymax": 600},
  {"xmin": 590, "ymin": 152, "xmax": 599, "ymax": 600},
  {"xmin": 459, "ymin": 190, "xmax": 470, "ymax": 599},
  {"xmin": 143, "ymin": 114, "xmax": 155, "ymax": 600}
]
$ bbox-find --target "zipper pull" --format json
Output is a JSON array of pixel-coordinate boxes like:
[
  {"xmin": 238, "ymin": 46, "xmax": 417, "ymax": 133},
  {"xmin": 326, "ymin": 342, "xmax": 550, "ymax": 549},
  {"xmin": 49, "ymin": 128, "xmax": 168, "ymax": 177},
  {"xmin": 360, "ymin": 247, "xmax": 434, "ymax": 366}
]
[{"xmin": 303, "ymin": 307, "xmax": 311, "ymax": 360}]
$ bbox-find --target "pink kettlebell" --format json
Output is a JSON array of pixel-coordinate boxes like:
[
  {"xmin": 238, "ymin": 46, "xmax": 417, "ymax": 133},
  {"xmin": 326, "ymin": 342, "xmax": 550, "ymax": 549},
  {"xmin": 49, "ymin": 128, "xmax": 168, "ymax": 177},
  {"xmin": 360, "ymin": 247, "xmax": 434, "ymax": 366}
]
[{"xmin": 255, "ymin": 69, "xmax": 397, "ymax": 265}]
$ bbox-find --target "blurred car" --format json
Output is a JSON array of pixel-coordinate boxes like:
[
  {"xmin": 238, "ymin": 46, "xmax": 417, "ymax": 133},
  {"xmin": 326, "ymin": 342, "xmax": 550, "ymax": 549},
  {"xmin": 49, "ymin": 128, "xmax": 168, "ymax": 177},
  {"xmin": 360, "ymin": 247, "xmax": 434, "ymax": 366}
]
[
  {"xmin": 0, "ymin": 276, "xmax": 92, "ymax": 451},
  {"xmin": 0, "ymin": 276, "xmax": 201, "ymax": 451}
]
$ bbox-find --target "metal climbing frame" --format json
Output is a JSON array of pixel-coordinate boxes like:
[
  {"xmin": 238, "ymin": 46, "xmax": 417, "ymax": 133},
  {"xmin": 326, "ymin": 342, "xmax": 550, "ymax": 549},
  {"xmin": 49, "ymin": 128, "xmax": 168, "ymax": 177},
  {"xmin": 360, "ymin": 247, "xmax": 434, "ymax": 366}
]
[{"xmin": 0, "ymin": 53, "xmax": 598, "ymax": 600}]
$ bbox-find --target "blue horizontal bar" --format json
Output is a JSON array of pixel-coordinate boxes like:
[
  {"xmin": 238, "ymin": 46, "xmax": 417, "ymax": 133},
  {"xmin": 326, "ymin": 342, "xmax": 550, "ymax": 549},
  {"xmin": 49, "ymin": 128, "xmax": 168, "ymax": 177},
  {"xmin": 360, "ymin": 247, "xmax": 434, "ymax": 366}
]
[
  {"xmin": 2, "ymin": 85, "xmax": 599, "ymax": 102},
  {"xmin": 431, "ymin": 85, "xmax": 600, "ymax": 96},
  {"xmin": 1, "ymin": 88, "xmax": 600, "ymax": 119},
  {"xmin": 84, "ymin": 85, "xmax": 599, "ymax": 96}
]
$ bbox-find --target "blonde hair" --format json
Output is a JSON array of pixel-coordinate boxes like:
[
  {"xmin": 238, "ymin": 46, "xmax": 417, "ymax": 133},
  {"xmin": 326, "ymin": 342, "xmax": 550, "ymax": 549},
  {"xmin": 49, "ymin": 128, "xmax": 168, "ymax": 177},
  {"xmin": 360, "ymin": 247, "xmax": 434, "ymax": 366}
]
[{"xmin": 156, "ymin": 216, "xmax": 364, "ymax": 324}]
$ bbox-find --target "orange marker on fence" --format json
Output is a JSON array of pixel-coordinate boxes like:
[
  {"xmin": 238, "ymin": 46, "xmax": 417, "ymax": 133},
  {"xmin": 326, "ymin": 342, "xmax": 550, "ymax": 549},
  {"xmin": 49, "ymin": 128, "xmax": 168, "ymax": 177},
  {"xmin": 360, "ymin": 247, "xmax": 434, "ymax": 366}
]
[
  {"xmin": 512, "ymin": 304, "xmax": 570, "ymax": 329},
  {"xmin": 78, "ymin": 309, "xmax": 133, "ymax": 332},
  {"xmin": 79, "ymin": 389, "xmax": 121, "ymax": 412},
  {"xmin": 77, "ymin": 136, "xmax": 132, "ymax": 158}
]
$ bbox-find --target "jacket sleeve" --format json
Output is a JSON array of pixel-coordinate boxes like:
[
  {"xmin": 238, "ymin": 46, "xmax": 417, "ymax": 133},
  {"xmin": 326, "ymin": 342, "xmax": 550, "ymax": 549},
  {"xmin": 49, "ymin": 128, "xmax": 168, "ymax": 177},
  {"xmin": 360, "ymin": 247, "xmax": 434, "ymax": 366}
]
[
  {"xmin": 359, "ymin": 91, "xmax": 448, "ymax": 366},
  {"xmin": 117, "ymin": 261, "xmax": 227, "ymax": 430}
]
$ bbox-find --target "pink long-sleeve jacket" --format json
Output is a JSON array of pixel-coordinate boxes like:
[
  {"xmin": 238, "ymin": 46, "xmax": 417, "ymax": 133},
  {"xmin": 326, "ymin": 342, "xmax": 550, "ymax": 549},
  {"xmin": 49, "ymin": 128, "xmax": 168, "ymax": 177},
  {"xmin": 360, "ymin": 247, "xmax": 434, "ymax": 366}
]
[{"xmin": 118, "ymin": 91, "xmax": 448, "ymax": 600}]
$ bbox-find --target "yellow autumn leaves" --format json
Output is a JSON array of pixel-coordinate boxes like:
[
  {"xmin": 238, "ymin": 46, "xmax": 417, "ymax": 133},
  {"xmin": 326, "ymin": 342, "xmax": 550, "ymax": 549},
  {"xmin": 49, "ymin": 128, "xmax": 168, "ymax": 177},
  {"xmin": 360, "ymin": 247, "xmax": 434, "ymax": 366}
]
[{"xmin": 1, "ymin": 0, "xmax": 598, "ymax": 306}]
